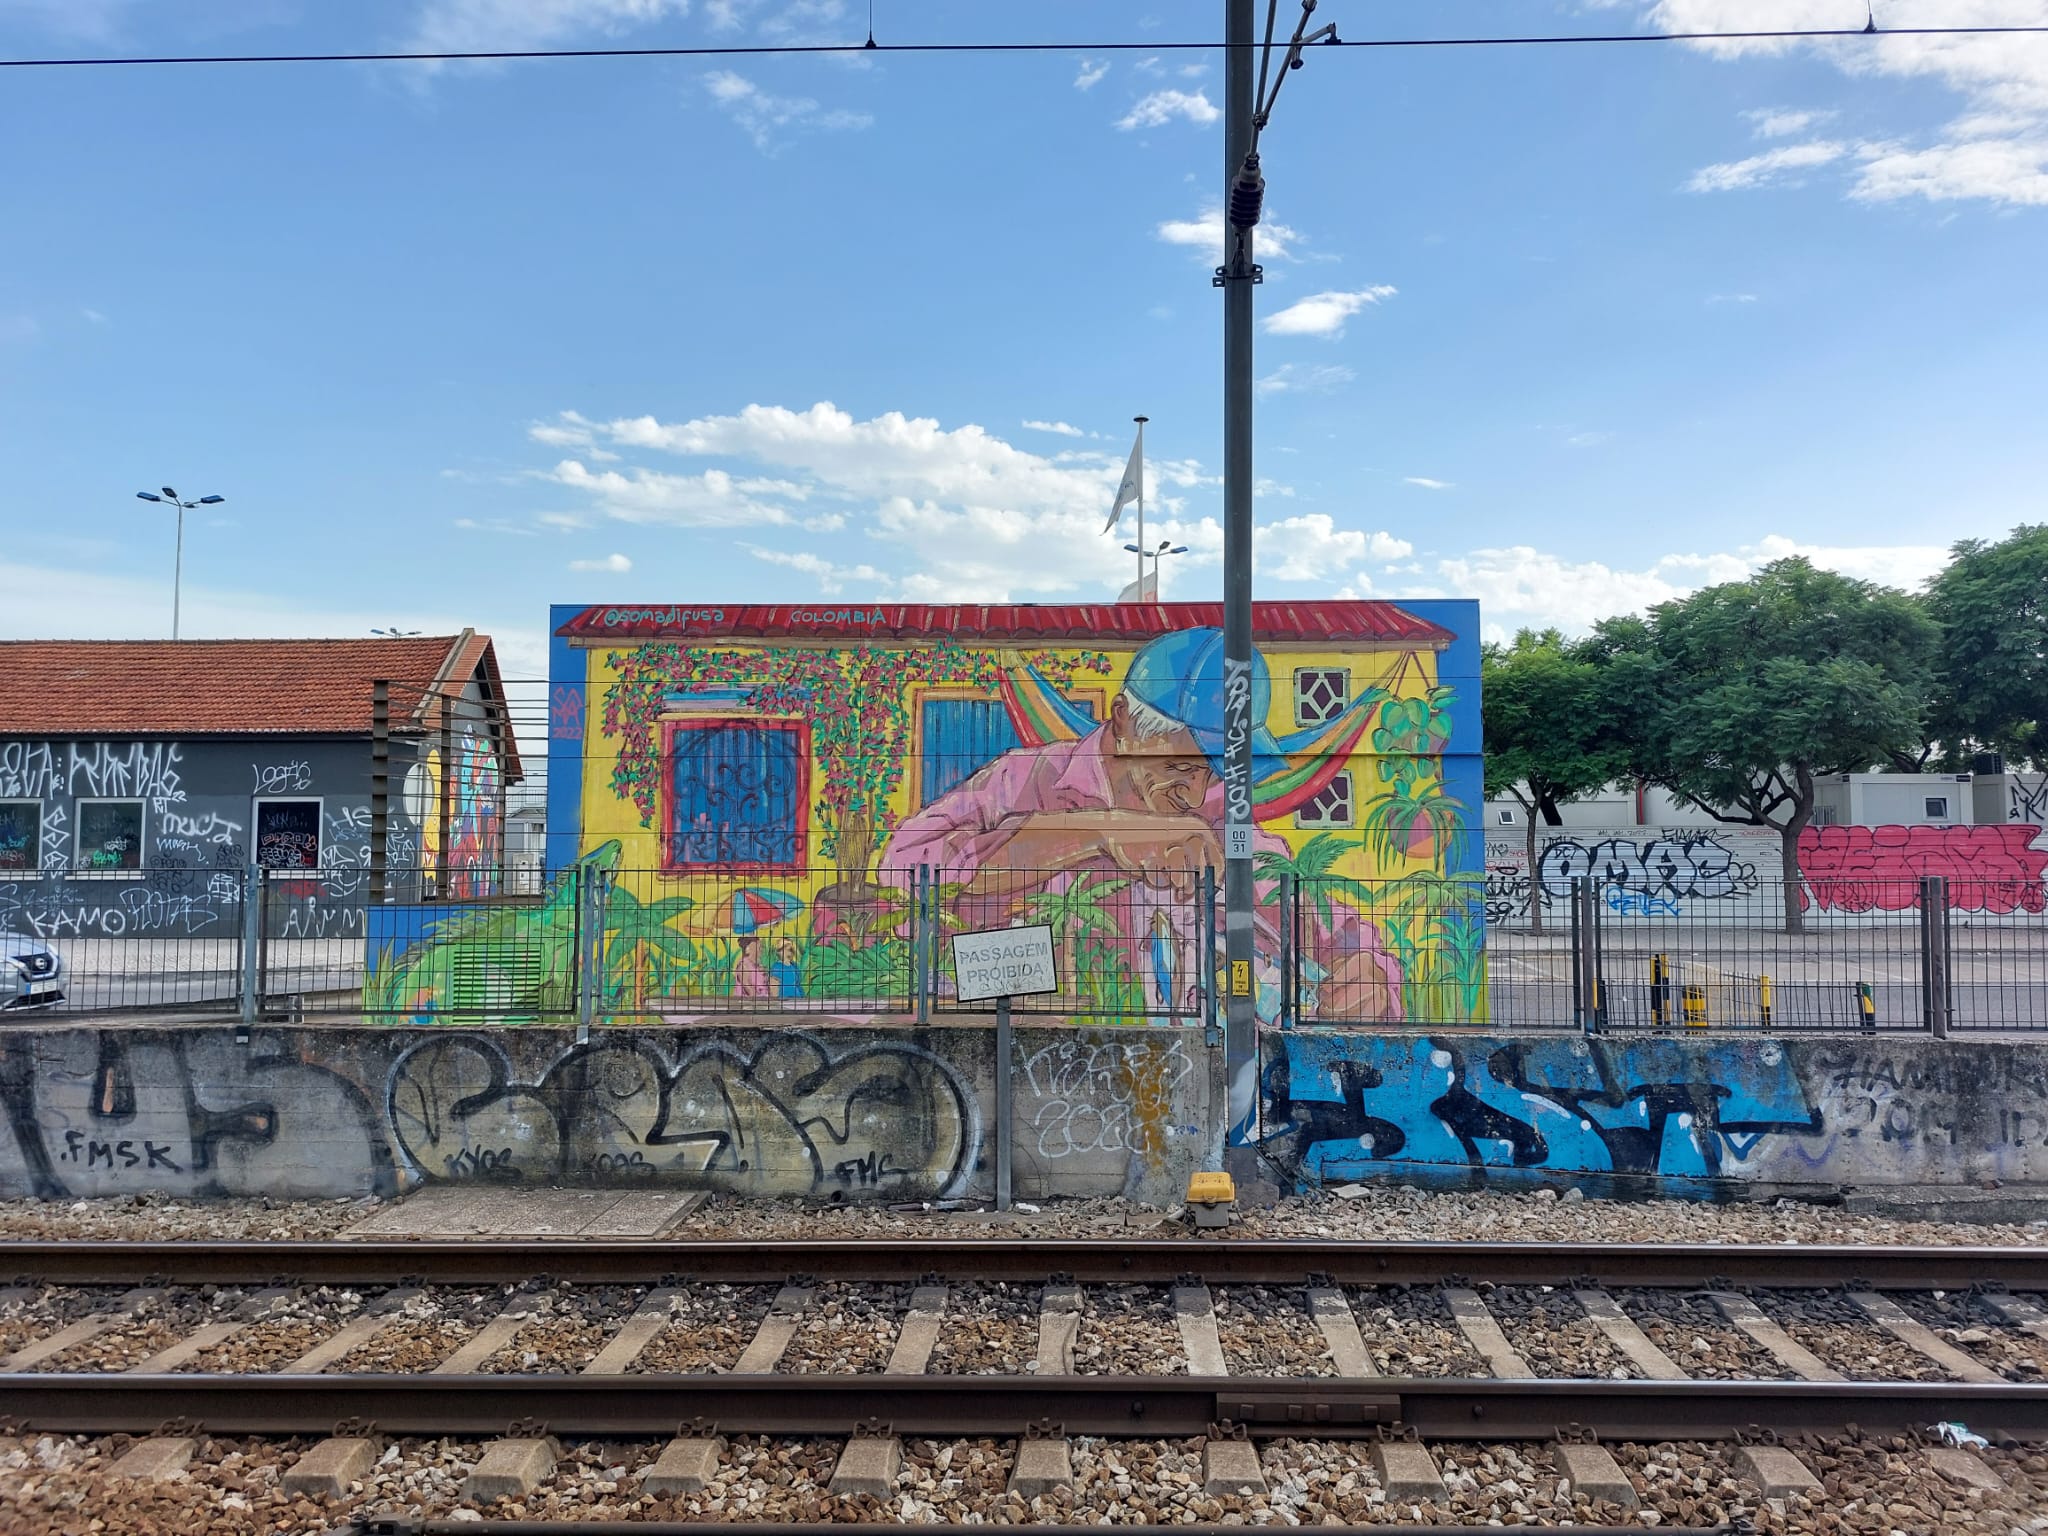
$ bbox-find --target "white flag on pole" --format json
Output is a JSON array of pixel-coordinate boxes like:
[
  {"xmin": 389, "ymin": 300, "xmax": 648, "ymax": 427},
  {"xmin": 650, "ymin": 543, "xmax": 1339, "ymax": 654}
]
[
  {"xmin": 1102, "ymin": 432, "xmax": 1143, "ymax": 534},
  {"xmin": 1117, "ymin": 570, "xmax": 1158, "ymax": 603}
]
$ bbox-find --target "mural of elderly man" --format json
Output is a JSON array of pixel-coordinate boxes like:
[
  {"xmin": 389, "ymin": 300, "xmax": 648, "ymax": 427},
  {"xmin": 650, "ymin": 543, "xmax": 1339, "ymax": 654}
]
[{"xmin": 883, "ymin": 628, "xmax": 1404, "ymax": 1020}]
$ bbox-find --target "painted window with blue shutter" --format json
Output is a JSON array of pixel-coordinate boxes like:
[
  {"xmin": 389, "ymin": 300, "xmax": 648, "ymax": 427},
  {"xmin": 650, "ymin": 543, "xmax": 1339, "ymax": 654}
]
[
  {"xmin": 665, "ymin": 719, "xmax": 808, "ymax": 872},
  {"xmin": 919, "ymin": 696, "xmax": 1098, "ymax": 805}
]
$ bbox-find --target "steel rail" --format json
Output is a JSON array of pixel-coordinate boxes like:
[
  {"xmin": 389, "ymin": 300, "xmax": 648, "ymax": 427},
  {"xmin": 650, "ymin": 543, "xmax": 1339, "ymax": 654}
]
[
  {"xmin": 7, "ymin": 1238, "xmax": 2046, "ymax": 1289},
  {"xmin": 9, "ymin": 1372, "xmax": 2048, "ymax": 1442}
]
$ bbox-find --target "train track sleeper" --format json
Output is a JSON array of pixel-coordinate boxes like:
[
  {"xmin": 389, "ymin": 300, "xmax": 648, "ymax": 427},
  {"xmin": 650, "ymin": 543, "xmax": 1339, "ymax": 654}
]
[
  {"xmin": 1306, "ymin": 1285, "xmax": 1377, "ymax": 1377},
  {"xmin": 1440, "ymin": 1288, "xmax": 1531, "ymax": 1378},
  {"xmin": 1926, "ymin": 1445, "xmax": 2006, "ymax": 1491},
  {"xmin": 1981, "ymin": 1292, "xmax": 2048, "ymax": 1338},
  {"xmin": 640, "ymin": 1432, "xmax": 726, "ymax": 1497},
  {"xmin": 1037, "ymin": 1282, "xmax": 1082, "ymax": 1375},
  {"xmin": 1850, "ymin": 1292, "xmax": 2004, "ymax": 1384},
  {"xmin": 884, "ymin": 1285, "xmax": 949, "ymax": 1376},
  {"xmin": 462, "ymin": 1433, "xmax": 561, "ymax": 1503},
  {"xmin": 1009, "ymin": 1421, "xmax": 1073, "ymax": 1497},
  {"xmin": 1553, "ymin": 1438, "xmax": 1637, "ymax": 1507},
  {"xmin": 1707, "ymin": 1292, "xmax": 1845, "ymax": 1382},
  {"xmin": 581, "ymin": 1288, "xmax": 679, "ymax": 1376},
  {"xmin": 1731, "ymin": 1442, "xmax": 1823, "ymax": 1499},
  {"xmin": 1174, "ymin": 1284, "xmax": 1228, "ymax": 1377},
  {"xmin": 1, "ymin": 1288, "xmax": 161, "ymax": 1374},
  {"xmin": 828, "ymin": 1422, "xmax": 901, "ymax": 1498},
  {"xmin": 283, "ymin": 1435, "xmax": 381, "ymax": 1498},
  {"xmin": 105, "ymin": 1435, "xmax": 198, "ymax": 1483},
  {"xmin": 282, "ymin": 1287, "xmax": 423, "ymax": 1374},
  {"xmin": 1368, "ymin": 1433, "xmax": 1445, "ymax": 1503},
  {"xmin": 434, "ymin": 1299, "xmax": 535, "ymax": 1376},
  {"xmin": 1200, "ymin": 1426, "xmax": 1266, "ymax": 1496},
  {"xmin": 733, "ymin": 1285, "xmax": 812, "ymax": 1374},
  {"xmin": 125, "ymin": 1286, "xmax": 292, "ymax": 1374},
  {"xmin": 1573, "ymin": 1289, "xmax": 1689, "ymax": 1381}
]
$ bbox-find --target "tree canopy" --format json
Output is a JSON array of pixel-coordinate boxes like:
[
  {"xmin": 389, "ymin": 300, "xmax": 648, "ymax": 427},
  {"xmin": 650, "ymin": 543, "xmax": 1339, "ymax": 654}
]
[
  {"xmin": 1926, "ymin": 523, "xmax": 2048, "ymax": 770},
  {"xmin": 1481, "ymin": 628, "xmax": 1627, "ymax": 824}
]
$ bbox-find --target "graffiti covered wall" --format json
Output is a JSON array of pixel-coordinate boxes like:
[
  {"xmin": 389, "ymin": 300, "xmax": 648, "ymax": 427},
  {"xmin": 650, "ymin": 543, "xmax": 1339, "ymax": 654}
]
[
  {"xmin": 0, "ymin": 737, "xmax": 431, "ymax": 940},
  {"xmin": 0, "ymin": 1022, "xmax": 1212, "ymax": 1204},
  {"xmin": 513, "ymin": 601, "xmax": 1486, "ymax": 1027},
  {"xmin": 1257, "ymin": 1029, "xmax": 2048, "ymax": 1195},
  {"xmin": 1485, "ymin": 822, "xmax": 2048, "ymax": 923}
]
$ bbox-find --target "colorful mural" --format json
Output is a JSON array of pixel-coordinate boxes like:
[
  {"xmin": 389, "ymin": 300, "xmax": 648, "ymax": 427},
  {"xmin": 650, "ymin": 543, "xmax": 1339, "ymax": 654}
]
[
  {"xmin": 519, "ymin": 601, "xmax": 1484, "ymax": 1023},
  {"xmin": 405, "ymin": 723, "xmax": 505, "ymax": 899}
]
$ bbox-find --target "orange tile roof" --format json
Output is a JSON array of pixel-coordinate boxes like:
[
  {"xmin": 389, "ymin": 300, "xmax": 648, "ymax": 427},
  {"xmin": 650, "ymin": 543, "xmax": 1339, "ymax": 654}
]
[{"xmin": 0, "ymin": 635, "xmax": 495, "ymax": 739}]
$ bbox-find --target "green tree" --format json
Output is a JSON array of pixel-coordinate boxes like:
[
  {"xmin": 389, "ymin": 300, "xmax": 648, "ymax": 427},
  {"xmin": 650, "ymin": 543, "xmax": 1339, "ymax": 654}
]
[
  {"xmin": 1592, "ymin": 558, "xmax": 1938, "ymax": 934},
  {"xmin": 1481, "ymin": 628, "xmax": 1629, "ymax": 931},
  {"xmin": 1926, "ymin": 524, "xmax": 2048, "ymax": 770}
]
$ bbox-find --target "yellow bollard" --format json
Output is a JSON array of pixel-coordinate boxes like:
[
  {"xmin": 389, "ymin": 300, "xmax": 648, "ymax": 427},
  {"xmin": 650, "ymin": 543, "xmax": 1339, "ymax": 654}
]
[
  {"xmin": 1758, "ymin": 974, "xmax": 1773, "ymax": 1030},
  {"xmin": 1682, "ymin": 983, "xmax": 1708, "ymax": 1027}
]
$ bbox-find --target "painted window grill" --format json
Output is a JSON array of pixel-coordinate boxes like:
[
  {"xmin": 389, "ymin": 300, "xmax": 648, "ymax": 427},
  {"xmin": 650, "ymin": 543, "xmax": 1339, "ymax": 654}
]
[
  {"xmin": 664, "ymin": 717, "xmax": 808, "ymax": 873},
  {"xmin": 1294, "ymin": 770, "xmax": 1355, "ymax": 829},
  {"xmin": 917, "ymin": 694, "xmax": 1100, "ymax": 806},
  {"xmin": 256, "ymin": 799, "xmax": 323, "ymax": 870},
  {"xmin": 74, "ymin": 798, "xmax": 144, "ymax": 873},
  {"xmin": 0, "ymin": 800, "xmax": 39, "ymax": 871},
  {"xmin": 1292, "ymin": 666, "xmax": 1350, "ymax": 727}
]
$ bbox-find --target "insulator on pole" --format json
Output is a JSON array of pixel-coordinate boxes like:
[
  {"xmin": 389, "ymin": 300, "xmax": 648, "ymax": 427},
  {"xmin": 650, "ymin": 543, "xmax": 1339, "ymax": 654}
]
[{"xmin": 1228, "ymin": 153, "xmax": 1265, "ymax": 231}]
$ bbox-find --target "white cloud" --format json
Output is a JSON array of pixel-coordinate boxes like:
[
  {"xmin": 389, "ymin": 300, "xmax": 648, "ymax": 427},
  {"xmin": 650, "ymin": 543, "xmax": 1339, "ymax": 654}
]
[
  {"xmin": 802, "ymin": 511, "xmax": 847, "ymax": 532},
  {"xmin": 1707, "ymin": 292, "xmax": 1760, "ymax": 303},
  {"xmin": 1403, "ymin": 476, "xmax": 1452, "ymax": 490},
  {"xmin": 568, "ymin": 552, "xmax": 633, "ymax": 572},
  {"xmin": 81, "ymin": 307, "xmax": 108, "ymax": 325},
  {"xmin": 1022, "ymin": 418, "xmax": 1086, "ymax": 437},
  {"xmin": 1745, "ymin": 106, "xmax": 1836, "ymax": 138},
  {"xmin": 1650, "ymin": 0, "xmax": 2048, "ymax": 206},
  {"xmin": 1686, "ymin": 139, "xmax": 1849, "ymax": 191},
  {"xmin": 1262, "ymin": 286, "xmax": 1397, "ymax": 338},
  {"xmin": 702, "ymin": 69, "xmax": 872, "ymax": 152},
  {"xmin": 1253, "ymin": 478, "xmax": 1295, "ymax": 498},
  {"xmin": 1256, "ymin": 362, "xmax": 1356, "ymax": 396},
  {"xmin": 455, "ymin": 516, "xmax": 540, "ymax": 536},
  {"xmin": 529, "ymin": 409, "xmax": 599, "ymax": 447},
  {"xmin": 746, "ymin": 545, "xmax": 890, "ymax": 593},
  {"xmin": 1074, "ymin": 58, "xmax": 1109, "ymax": 90},
  {"xmin": 1566, "ymin": 430, "xmax": 1614, "ymax": 447},
  {"xmin": 1116, "ymin": 89, "xmax": 1220, "ymax": 130},
  {"xmin": 1256, "ymin": 515, "xmax": 1414, "ymax": 581},
  {"xmin": 542, "ymin": 459, "xmax": 795, "ymax": 526},
  {"xmin": 1179, "ymin": 62, "xmax": 1209, "ymax": 79},
  {"xmin": 403, "ymin": 0, "xmax": 687, "ymax": 70},
  {"xmin": 1156, "ymin": 203, "xmax": 1306, "ymax": 262}
]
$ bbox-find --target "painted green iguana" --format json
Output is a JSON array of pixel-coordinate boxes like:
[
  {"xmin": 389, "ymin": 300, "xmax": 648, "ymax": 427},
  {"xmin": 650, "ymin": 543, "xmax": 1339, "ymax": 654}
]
[{"xmin": 366, "ymin": 840, "xmax": 622, "ymax": 1023}]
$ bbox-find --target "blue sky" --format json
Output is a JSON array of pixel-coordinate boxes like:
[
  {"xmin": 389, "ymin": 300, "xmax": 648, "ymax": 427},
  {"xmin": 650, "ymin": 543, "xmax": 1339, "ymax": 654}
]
[{"xmin": 3, "ymin": 0, "xmax": 2045, "ymax": 676}]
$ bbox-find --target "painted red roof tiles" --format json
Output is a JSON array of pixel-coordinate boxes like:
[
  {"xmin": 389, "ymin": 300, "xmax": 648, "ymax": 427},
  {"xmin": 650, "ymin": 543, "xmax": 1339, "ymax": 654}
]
[
  {"xmin": 555, "ymin": 601, "xmax": 1458, "ymax": 647},
  {"xmin": 0, "ymin": 635, "xmax": 497, "ymax": 738}
]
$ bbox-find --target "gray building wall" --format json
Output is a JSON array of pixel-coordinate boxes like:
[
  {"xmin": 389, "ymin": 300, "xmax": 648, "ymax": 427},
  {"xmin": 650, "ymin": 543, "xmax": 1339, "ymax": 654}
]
[{"xmin": 0, "ymin": 735, "xmax": 427, "ymax": 940}]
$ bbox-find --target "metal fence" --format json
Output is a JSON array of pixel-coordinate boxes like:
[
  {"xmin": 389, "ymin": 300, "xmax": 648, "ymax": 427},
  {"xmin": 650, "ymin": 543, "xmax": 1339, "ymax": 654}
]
[{"xmin": 11, "ymin": 862, "xmax": 2047, "ymax": 1036}]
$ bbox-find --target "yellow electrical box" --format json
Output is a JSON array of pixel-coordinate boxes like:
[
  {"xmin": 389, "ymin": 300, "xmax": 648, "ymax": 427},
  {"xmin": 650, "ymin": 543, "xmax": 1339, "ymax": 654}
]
[{"xmin": 1187, "ymin": 1171, "xmax": 1236, "ymax": 1204}]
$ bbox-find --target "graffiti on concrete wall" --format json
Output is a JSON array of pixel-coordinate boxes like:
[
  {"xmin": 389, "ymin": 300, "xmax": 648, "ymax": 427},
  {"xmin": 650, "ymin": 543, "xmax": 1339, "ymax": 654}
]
[
  {"xmin": 0, "ymin": 1030, "xmax": 392, "ymax": 1200},
  {"xmin": 1259, "ymin": 1031, "xmax": 1822, "ymax": 1186},
  {"xmin": 384, "ymin": 1030, "xmax": 976, "ymax": 1197},
  {"xmin": 1018, "ymin": 1032, "xmax": 1197, "ymax": 1164},
  {"xmin": 1536, "ymin": 833, "xmax": 1761, "ymax": 917},
  {"xmin": 2011, "ymin": 775, "xmax": 2047, "ymax": 826},
  {"xmin": 1797, "ymin": 823, "xmax": 2048, "ymax": 914}
]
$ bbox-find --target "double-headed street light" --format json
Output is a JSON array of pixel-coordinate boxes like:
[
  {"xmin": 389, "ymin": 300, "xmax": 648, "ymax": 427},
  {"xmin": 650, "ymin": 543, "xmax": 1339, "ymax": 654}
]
[
  {"xmin": 135, "ymin": 486, "xmax": 225, "ymax": 641},
  {"xmin": 1122, "ymin": 539, "xmax": 1190, "ymax": 598}
]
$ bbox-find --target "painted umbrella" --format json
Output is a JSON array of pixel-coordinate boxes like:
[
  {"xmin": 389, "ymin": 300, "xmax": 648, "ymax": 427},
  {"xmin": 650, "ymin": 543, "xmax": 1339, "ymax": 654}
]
[{"xmin": 702, "ymin": 887, "xmax": 806, "ymax": 935}]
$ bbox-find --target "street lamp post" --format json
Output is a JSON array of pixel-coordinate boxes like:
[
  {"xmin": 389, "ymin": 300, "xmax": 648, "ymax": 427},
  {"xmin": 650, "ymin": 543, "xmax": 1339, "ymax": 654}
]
[
  {"xmin": 1121, "ymin": 539, "xmax": 1189, "ymax": 599},
  {"xmin": 134, "ymin": 486, "xmax": 225, "ymax": 641}
]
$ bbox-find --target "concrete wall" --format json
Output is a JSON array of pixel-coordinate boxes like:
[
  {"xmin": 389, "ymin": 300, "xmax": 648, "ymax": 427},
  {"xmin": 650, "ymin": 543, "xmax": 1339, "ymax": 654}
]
[
  {"xmin": 0, "ymin": 736, "xmax": 428, "ymax": 940},
  {"xmin": 1257, "ymin": 1030, "xmax": 2048, "ymax": 1198},
  {"xmin": 6, "ymin": 1018, "xmax": 2048, "ymax": 1206},
  {"xmin": 0, "ymin": 1021, "xmax": 1211, "ymax": 1206}
]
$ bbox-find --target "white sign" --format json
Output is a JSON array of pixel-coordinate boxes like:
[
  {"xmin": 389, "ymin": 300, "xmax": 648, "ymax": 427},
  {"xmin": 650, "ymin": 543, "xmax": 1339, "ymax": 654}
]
[
  {"xmin": 1225, "ymin": 825, "xmax": 1253, "ymax": 860},
  {"xmin": 951, "ymin": 923, "xmax": 1058, "ymax": 1002}
]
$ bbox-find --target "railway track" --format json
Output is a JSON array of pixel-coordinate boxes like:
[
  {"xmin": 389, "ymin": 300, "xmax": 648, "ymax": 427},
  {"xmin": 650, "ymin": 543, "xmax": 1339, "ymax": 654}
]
[
  {"xmin": 5, "ymin": 1238, "xmax": 2048, "ymax": 1443},
  {"xmin": 6, "ymin": 1237, "xmax": 2047, "ymax": 1528}
]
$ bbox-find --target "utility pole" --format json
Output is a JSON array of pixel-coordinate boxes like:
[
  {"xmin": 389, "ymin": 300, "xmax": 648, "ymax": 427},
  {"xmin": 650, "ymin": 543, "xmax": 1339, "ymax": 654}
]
[
  {"xmin": 1217, "ymin": 0, "xmax": 1337, "ymax": 1180},
  {"xmin": 1218, "ymin": 0, "xmax": 1260, "ymax": 1167}
]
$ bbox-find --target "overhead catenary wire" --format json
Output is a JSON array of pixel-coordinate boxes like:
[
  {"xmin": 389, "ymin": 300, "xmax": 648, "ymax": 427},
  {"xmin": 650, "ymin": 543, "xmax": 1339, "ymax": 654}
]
[{"xmin": 2, "ymin": 23, "xmax": 2047, "ymax": 70}]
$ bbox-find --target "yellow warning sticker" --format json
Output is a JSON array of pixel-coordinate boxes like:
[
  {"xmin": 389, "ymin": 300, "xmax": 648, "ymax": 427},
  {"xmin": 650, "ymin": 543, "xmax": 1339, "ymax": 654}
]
[{"xmin": 1229, "ymin": 960, "xmax": 1251, "ymax": 997}]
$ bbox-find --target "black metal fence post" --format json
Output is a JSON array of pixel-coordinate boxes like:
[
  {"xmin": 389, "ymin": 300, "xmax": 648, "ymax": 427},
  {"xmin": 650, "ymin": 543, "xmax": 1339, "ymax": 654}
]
[
  {"xmin": 370, "ymin": 680, "xmax": 389, "ymax": 905},
  {"xmin": 914, "ymin": 863, "xmax": 931, "ymax": 1025},
  {"xmin": 1921, "ymin": 874, "xmax": 1951, "ymax": 1039},
  {"xmin": 1201, "ymin": 864, "xmax": 1221, "ymax": 1047}
]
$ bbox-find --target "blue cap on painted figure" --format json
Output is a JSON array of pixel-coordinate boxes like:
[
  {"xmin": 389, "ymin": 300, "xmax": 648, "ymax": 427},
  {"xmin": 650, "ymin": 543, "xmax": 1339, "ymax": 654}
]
[{"xmin": 1120, "ymin": 626, "xmax": 1285, "ymax": 782}]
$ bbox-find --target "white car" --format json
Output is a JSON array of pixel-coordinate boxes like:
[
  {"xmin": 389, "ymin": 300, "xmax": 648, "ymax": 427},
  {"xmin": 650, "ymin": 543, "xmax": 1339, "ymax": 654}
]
[{"xmin": 2, "ymin": 932, "xmax": 64, "ymax": 1010}]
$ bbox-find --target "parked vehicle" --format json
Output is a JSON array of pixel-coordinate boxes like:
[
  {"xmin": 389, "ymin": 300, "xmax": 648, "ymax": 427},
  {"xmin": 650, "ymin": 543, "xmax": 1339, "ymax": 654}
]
[{"xmin": 2, "ymin": 932, "xmax": 65, "ymax": 1010}]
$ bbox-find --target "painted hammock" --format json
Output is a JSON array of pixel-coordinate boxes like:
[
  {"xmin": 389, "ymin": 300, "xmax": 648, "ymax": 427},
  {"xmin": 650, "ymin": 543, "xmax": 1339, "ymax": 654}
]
[{"xmin": 996, "ymin": 654, "xmax": 1391, "ymax": 822}]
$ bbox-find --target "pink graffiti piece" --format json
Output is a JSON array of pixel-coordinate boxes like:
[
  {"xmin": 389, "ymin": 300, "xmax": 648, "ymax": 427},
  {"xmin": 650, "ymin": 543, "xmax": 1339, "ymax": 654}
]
[
  {"xmin": 550, "ymin": 683, "xmax": 586, "ymax": 741},
  {"xmin": 1798, "ymin": 823, "xmax": 2048, "ymax": 914}
]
